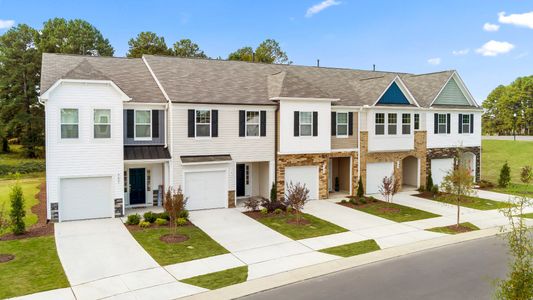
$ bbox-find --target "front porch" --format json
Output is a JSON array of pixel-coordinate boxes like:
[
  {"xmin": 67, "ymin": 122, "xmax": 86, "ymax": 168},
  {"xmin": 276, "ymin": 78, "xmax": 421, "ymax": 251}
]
[
  {"xmin": 124, "ymin": 161, "xmax": 169, "ymax": 209},
  {"xmin": 235, "ymin": 161, "xmax": 273, "ymax": 201}
]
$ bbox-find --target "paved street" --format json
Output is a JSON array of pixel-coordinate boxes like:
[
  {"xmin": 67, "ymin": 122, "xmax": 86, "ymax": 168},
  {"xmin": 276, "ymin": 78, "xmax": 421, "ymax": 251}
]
[{"xmin": 242, "ymin": 236, "xmax": 509, "ymax": 300}]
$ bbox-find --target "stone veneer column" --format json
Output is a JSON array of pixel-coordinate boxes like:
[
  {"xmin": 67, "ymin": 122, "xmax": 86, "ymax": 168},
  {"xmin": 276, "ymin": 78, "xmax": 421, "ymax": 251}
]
[{"xmin": 228, "ymin": 191, "xmax": 236, "ymax": 208}]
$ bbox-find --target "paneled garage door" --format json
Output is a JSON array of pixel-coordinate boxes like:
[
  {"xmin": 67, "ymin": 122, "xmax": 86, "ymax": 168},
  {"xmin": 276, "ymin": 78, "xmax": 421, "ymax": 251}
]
[
  {"xmin": 431, "ymin": 158, "xmax": 454, "ymax": 186},
  {"xmin": 184, "ymin": 170, "xmax": 227, "ymax": 210},
  {"xmin": 366, "ymin": 162, "xmax": 394, "ymax": 194},
  {"xmin": 60, "ymin": 177, "xmax": 112, "ymax": 221},
  {"xmin": 285, "ymin": 166, "xmax": 319, "ymax": 200}
]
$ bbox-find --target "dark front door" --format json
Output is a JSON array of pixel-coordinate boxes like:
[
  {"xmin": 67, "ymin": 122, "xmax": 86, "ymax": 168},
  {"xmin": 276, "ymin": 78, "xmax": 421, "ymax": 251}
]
[
  {"xmin": 129, "ymin": 168, "xmax": 146, "ymax": 205},
  {"xmin": 236, "ymin": 164, "xmax": 245, "ymax": 197}
]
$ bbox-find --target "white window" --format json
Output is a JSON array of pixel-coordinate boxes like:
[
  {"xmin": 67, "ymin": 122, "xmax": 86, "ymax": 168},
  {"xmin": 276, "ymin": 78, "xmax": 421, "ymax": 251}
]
[
  {"xmin": 246, "ymin": 111, "xmax": 260, "ymax": 137},
  {"xmin": 414, "ymin": 114, "xmax": 420, "ymax": 130},
  {"xmin": 388, "ymin": 113, "xmax": 397, "ymax": 135},
  {"xmin": 336, "ymin": 112, "xmax": 348, "ymax": 136},
  {"xmin": 135, "ymin": 110, "xmax": 151, "ymax": 140},
  {"xmin": 438, "ymin": 114, "xmax": 447, "ymax": 134},
  {"xmin": 402, "ymin": 113, "xmax": 410, "ymax": 135},
  {"xmin": 461, "ymin": 114, "xmax": 470, "ymax": 133},
  {"xmin": 94, "ymin": 109, "xmax": 111, "ymax": 138},
  {"xmin": 300, "ymin": 112, "xmax": 312, "ymax": 137},
  {"xmin": 61, "ymin": 108, "xmax": 79, "ymax": 139},
  {"xmin": 196, "ymin": 109, "xmax": 211, "ymax": 137},
  {"xmin": 375, "ymin": 113, "xmax": 385, "ymax": 135}
]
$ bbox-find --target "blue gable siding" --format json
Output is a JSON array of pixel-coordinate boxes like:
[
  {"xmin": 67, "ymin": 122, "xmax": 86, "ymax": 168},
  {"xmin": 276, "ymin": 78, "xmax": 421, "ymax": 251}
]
[{"xmin": 377, "ymin": 82, "xmax": 410, "ymax": 105}]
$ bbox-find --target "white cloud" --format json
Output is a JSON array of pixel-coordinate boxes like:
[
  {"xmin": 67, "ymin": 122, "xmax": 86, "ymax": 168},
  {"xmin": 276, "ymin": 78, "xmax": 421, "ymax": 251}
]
[
  {"xmin": 427, "ymin": 57, "xmax": 441, "ymax": 65},
  {"xmin": 476, "ymin": 40, "xmax": 515, "ymax": 56},
  {"xmin": 452, "ymin": 48, "xmax": 470, "ymax": 56},
  {"xmin": 0, "ymin": 19, "xmax": 15, "ymax": 29},
  {"xmin": 483, "ymin": 22, "xmax": 500, "ymax": 32},
  {"xmin": 306, "ymin": 0, "xmax": 341, "ymax": 18},
  {"xmin": 498, "ymin": 11, "xmax": 533, "ymax": 29}
]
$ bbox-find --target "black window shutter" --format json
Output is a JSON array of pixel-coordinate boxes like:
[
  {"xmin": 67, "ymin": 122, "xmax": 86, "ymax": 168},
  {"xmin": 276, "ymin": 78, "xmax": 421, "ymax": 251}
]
[
  {"xmin": 458, "ymin": 113, "xmax": 463, "ymax": 134},
  {"xmin": 470, "ymin": 114, "xmax": 474, "ymax": 133},
  {"xmin": 348, "ymin": 112, "xmax": 354, "ymax": 136},
  {"xmin": 331, "ymin": 112, "xmax": 336, "ymax": 136},
  {"xmin": 188, "ymin": 109, "xmax": 195, "ymax": 137},
  {"xmin": 313, "ymin": 111, "xmax": 318, "ymax": 136},
  {"xmin": 434, "ymin": 113, "xmax": 438, "ymax": 134},
  {"xmin": 152, "ymin": 110, "xmax": 159, "ymax": 138},
  {"xmin": 211, "ymin": 110, "xmax": 218, "ymax": 137},
  {"xmin": 446, "ymin": 113, "xmax": 451, "ymax": 134},
  {"xmin": 294, "ymin": 111, "xmax": 300, "ymax": 136},
  {"xmin": 239, "ymin": 110, "xmax": 245, "ymax": 137},
  {"xmin": 127, "ymin": 110, "xmax": 134, "ymax": 138},
  {"xmin": 260, "ymin": 110, "xmax": 266, "ymax": 136}
]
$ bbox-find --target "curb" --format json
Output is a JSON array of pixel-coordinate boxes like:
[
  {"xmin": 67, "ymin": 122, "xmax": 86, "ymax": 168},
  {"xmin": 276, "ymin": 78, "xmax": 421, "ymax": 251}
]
[{"xmin": 181, "ymin": 227, "xmax": 503, "ymax": 300}]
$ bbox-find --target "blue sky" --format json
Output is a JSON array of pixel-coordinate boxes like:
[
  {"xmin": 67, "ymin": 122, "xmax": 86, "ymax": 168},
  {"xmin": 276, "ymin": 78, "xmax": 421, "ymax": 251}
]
[{"xmin": 1, "ymin": 0, "xmax": 532, "ymax": 102}]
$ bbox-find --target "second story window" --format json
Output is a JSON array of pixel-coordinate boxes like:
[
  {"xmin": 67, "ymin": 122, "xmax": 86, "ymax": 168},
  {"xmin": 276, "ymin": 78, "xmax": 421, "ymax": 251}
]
[
  {"xmin": 336, "ymin": 112, "xmax": 348, "ymax": 136},
  {"xmin": 402, "ymin": 113, "xmax": 410, "ymax": 135},
  {"xmin": 196, "ymin": 109, "xmax": 211, "ymax": 137},
  {"xmin": 94, "ymin": 109, "xmax": 111, "ymax": 138},
  {"xmin": 388, "ymin": 113, "xmax": 397, "ymax": 135},
  {"xmin": 375, "ymin": 113, "xmax": 385, "ymax": 135},
  {"xmin": 246, "ymin": 111, "xmax": 260, "ymax": 137},
  {"xmin": 135, "ymin": 110, "xmax": 151, "ymax": 140},
  {"xmin": 61, "ymin": 108, "xmax": 79, "ymax": 139},
  {"xmin": 437, "ymin": 113, "xmax": 447, "ymax": 134},
  {"xmin": 461, "ymin": 114, "xmax": 470, "ymax": 133},
  {"xmin": 414, "ymin": 114, "xmax": 420, "ymax": 130},
  {"xmin": 299, "ymin": 112, "xmax": 313, "ymax": 136}
]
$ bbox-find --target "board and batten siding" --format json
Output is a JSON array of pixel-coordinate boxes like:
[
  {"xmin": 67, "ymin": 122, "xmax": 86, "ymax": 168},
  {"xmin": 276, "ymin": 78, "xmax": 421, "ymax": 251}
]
[
  {"xmin": 331, "ymin": 111, "xmax": 358, "ymax": 149},
  {"xmin": 434, "ymin": 78, "xmax": 470, "ymax": 106},
  {"xmin": 45, "ymin": 82, "xmax": 124, "ymax": 219},
  {"xmin": 171, "ymin": 104, "xmax": 276, "ymax": 191}
]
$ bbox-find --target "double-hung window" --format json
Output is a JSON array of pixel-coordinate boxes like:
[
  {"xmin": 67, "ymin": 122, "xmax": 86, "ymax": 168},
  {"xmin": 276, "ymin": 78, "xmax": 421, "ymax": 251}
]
[
  {"xmin": 195, "ymin": 109, "xmax": 211, "ymax": 137},
  {"xmin": 388, "ymin": 113, "xmax": 397, "ymax": 135},
  {"xmin": 375, "ymin": 113, "xmax": 385, "ymax": 135},
  {"xmin": 402, "ymin": 113, "xmax": 411, "ymax": 135},
  {"xmin": 461, "ymin": 114, "xmax": 470, "ymax": 133},
  {"xmin": 414, "ymin": 114, "xmax": 420, "ymax": 130},
  {"xmin": 135, "ymin": 110, "xmax": 151, "ymax": 140},
  {"xmin": 437, "ymin": 113, "xmax": 447, "ymax": 134},
  {"xmin": 94, "ymin": 109, "xmax": 111, "ymax": 138},
  {"xmin": 246, "ymin": 111, "xmax": 260, "ymax": 137},
  {"xmin": 61, "ymin": 108, "xmax": 79, "ymax": 139},
  {"xmin": 336, "ymin": 112, "xmax": 348, "ymax": 136},
  {"xmin": 299, "ymin": 112, "xmax": 313, "ymax": 136}
]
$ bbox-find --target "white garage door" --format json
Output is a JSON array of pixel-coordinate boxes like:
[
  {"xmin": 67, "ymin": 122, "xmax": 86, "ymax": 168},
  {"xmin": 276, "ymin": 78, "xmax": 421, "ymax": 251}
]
[
  {"xmin": 366, "ymin": 162, "xmax": 394, "ymax": 194},
  {"xmin": 185, "ymin": 170, "xmax": 227, "ymax": 210},
  {"xmin": 431, "ymin": 158, "xmax": 454, "ymax": 186},
  {"xmin": 285, "ymin": 166, "xmax": 319, "ymax": 200},
  {"xmin": 60, "ymin": 177, "xmax": 112, "ymax": 221}
]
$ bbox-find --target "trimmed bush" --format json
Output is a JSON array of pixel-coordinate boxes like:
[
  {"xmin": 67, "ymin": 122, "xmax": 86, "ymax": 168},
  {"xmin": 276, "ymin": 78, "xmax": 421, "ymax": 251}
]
[
  {"xmin": 274, "ymin": 208, "xmax": 283, "ymax": 214},
  {"xmin": 139, "ymin": 221, "xmax": 151, "ymax": 228},
  {"xmin": 286, "ymin": 206, "xmax": 293, "ymax": 213},
  {"xmin": 157, "ymin": 211, "xmax": 170, "ymax": 221},
  {"xmin": 155, "ymin": 218, "xmax": 168, "ymax": 226},
  {"xmin": 431, "ymin": 184, "xmax": 439, "ymax": 195},
  {"xmin": 143, "ymin": 211, "xmax": 158, "ymax": 223},
  {"xmin": 340, "ymin": 199, "xmax": 348, "ymax": 204},
  {"xmin": 260, "ymin": 208, "xmax": 268, "ymax": 215},
  {"xmin": 178, "ymin": 209, "xmax": 189, "ymax": 220},
  {"xmin": 478, "ymin": 180, "xmax": 494, "ymax": 189},
  {"xmin": 10, "ymin": 182, "xmax": 25, "ymax": 235},
  {"xmin": 498, "ymin": 162, "xmax": 511, "ymax": 188},
  {"xmin": 356, "ymin": 177, "xmax": 364, "ymax": 198},
  {"xmin": 126, "ymin": 214, "xmax": 141, "ymax": 225},
  {"xmin": 176, "ymin": 217, "xmax": 187, "ymax": 226},
  {"xmin": 426, "ymin": 170, "xmax": 434, "ymax": 192}
]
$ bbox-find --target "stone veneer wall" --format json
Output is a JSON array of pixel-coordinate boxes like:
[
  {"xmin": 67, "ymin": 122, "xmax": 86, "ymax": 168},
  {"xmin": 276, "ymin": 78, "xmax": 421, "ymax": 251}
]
[
  {"xmin": 359, "ymin": 131, "xmax": 427, "ymax": 192},
  {"xmin": 426, "ymin": 146, "xmax": 481, "ymax": 182},
  {"xmin": 228, "ymin": 190, "xmax": 236, "ymax": 208}
]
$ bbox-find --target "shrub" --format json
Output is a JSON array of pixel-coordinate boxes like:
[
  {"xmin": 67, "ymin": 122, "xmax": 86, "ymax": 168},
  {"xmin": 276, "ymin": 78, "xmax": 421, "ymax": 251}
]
[
  {"xmin": 260, "ymin": 208, "xmax": 268, "ymax": 215},
  {"xmin": 286, "ymin": 206, "xmax": 293, "ymax": 213},
  {"xmin": 243, "ymin": 197, "xmax": 261, "ymax": 212},
  {"xmin": 498, "ymin": 162, "xmax": 511, "ymax": 188},
  {"xmin": 126, "ymin": 214, "xmax": 141, "ymax": 225},
  {"xmin": 520, "ymin": 165, "xmax": 532, "ymax": 184},
  {"xmin": 139, "ymin": 221, "xmax": 151, "ymax": 228},
  {"xmin": 270, "ymin": 182, "xmax": 277, "ymax": 202},
  {"xmin": 274, "ymin": 208, "xmax": 283, "ymax": 214},
  {"xmin": 426, "ymin": 170, "xmax": 434, "ymax": 192},
  {"xmin": 431, "ymin": 184, "xmax": 439, "ymax": 195},
  {"xmin": 349, "ymin": 198, "xmax": 357, "ymax": 205},
  {"xmin": 356, "ymin": 177, "xmax": 364, "ymax": 198},
  {"xmin": 0, "ymin": 161, "xmax": 45, "ymax": 176},
  {"xmin": 157, "ymin": 211, "xmax": 170, "ymax": 221},
  {"xmin": 179, "ymin": 209, "xmax": 189, "ymax": 220},
  {"xmin": 1, "ymin": 137, "xmax": 9, "ymax": 153},
  {"xmin": 143, "ymin": 211, "xmax": 158, "ymax": 223},
  {"xmin": 340, "ymin": 199, "xmax": 348, "ymax": 204},
  {"xmin": 283, "ymin": 181, "xmax": 310, "ymax": 224},
  {"xmin": 176, "ymin": 217, "xmax": 187, "ymax": 226},
  {"xmin": 9, "ymin": 182, "xmax": 25, "ymax": 235},
  {"xmin": 478, "ymin": 180, "xmax": 495, "ymax": 189},
  {"xmin": 359, "ymin": 197, "xmax": 367, "ymax": 204},
  {"xmin": 261, "ymin": 194, "xmax": 286, "ymax": 212},
  {"xmin": 155, "ymin": 218, "xmax": 168, "ymax": 226}
]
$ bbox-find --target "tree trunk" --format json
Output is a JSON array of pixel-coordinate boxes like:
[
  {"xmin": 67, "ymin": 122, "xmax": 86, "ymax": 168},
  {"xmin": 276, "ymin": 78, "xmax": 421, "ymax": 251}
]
[{"xmin": 456, "ymin": 197, "xmax": 460, "ymax": 227}]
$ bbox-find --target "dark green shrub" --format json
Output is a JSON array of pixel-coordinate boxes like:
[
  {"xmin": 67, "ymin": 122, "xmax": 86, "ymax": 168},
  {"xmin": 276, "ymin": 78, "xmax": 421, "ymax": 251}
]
[
  {"xmin": 143, "ymin": 211, "xmax": 157, "ymax": 223},
  {"xmin": 0, "ymin": 161, "xmax": 45, "ymax": 176},
  {"xmin": 286, "ymin": 206, "xmax": 293, "ymax": 213},
  {"xmin": 178, "ymin": 209, "xmax": 189, "ymax": 220},
  {"xmin": 498, "ymin": 162, "xmax": 511, "ymax": 187},
  {"xmin": 426, "ymin": 170, "xmax": 434, "ymax": 192},
  {"xmin": 359, "ymin": 197, "xmax": 367, "ymax": 204},
  {"xmin": 340, "ymin": 199, "xmax": 348, "ymax": 204},
  {"xmin": 157, "ymin": 211, "xmax": 170, "ymax": 221},
  {"xmin": 478, "ymin": 180, "xmax": 494, "ymax": 189},
  {"xmin": 417, "ymin": 185, "xmax": 425, "ymax": 192},
  {"xmin": 356, "ymin": 177, "xmax": 364, "ymax": 197},
  {"xmin": 1, "ymin": 137, "xmax": 9, "ymax": 153},
  {"xmin": 270, "ymin": 182, "xmax": 277, "ymax": 202},
  {"xmin": 431, "ymin": 184, "xmax": 439, "ymax": 195},
  {"xmin": 10, "ymin": 182, "xmax": 25, "ymax": 235},
  {"xmin": 126, "ymin": 214, "xmax": 141, "ymax": 225}
]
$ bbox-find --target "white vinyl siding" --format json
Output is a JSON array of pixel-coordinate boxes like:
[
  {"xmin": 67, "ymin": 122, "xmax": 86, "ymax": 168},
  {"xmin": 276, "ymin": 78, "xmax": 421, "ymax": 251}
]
[
  {"xmin": 94, "ymin": 109, "xmax": 111, "ymax": 138},
  {"xmin": 135, "ymin": 110, "xmax": 151, "ymax": 140},
  {"xmin": 61, "ymin": 109, "xmax": 79, "ymax": 139}
]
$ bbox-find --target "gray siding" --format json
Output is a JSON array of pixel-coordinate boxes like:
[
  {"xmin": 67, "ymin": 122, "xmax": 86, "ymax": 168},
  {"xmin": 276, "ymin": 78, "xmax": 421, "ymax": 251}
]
[
  {"xmin": 434, "ymin": 78, "xmax": 470, "ymax": 106},
  {"xmin": 123, "ymin": 110, "xmax": 165, "ymax": 145}
]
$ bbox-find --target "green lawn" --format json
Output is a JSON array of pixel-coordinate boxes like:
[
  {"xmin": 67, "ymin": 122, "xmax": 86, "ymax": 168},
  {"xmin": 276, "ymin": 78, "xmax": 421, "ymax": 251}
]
[
  {"xmin": 129, "ymin": 226, "xmax": 229, "ymax": 266},
  {"xmin": 492, "ymin": 184, "xmax": 533, "ymax": 198},
  {"xmin": 344, "ymin": 200, "xmax": 440, "ymax": 222},
  {"xmin": 181, "ymin": 266, "xmax": 248, "ymax": 290},
  {"xmin": 251, "ymin": 212, "xmax": 347, "ymax": 240},
  {"xmin": 426, "ymin": 222, "xmax": 480, "ymax": 235},
  {"xmin": 0, "ymin": 178, "xmax": 42, "ymax": 235},
  {"xmin": 319, "ymin": 239, "xmax": 380, "ymax": 257},
  {"xmin": 0, "ymin": 236, "xmax": 69, "ymax": 299},
  {"xmin": 423, "ymin": 193, "xmax": 514, "ymax": 210},
  {"xmin": 522, "ymin": 213, "xmax": 533, "ymax": 219}
]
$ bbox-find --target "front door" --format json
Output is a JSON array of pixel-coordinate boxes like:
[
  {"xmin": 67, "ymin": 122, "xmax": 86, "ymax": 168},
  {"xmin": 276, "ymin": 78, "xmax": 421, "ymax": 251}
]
[
  {"xmin": 129, "ymin": 168, "xmax": 146, "ymax": 205},
  {"xmin": 236, "ymin": 164, "xmax": 245, "ymax": 197}
]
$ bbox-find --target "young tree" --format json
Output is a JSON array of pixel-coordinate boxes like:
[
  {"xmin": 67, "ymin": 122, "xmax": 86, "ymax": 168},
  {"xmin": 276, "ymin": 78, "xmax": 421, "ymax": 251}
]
[
  {"xmin": 356, "ymin": 177, "xmax": 364, "ymax": 198},
  {"xmin": 426, "ymin": 169, "xmax": 434, "ymax": 192},
  {"xmin": 9, "ymin": 181, "xmax": 26, "ymax": 235},
  {"xmin": 0, "ymin": 204, "xmax": 10, "ymax": 234},
  {"xmin": 172, "ymin": 39, "xmax": 207, "ymax": 58},
  {"xmin": 270, "ymin": 182, "xmax": 277, "ymax": 202},
  {"xmin": 163, "ymin": 187, "xmax": 187, "ymax": 233},
  {"xmin": 284, "ymin": 182, "xmax": 309, "ymax": 224},
  {"xmin": 378, "ymin": 175, "xmax": 398, "ymax": 203},
  {"xmin": 519, "ymin": 165, "xmax": 531, "ymax": 184},
  {"xmin": 440, "ymin": 162, "xmax": 475, "ymax": 227},
  {"xmin": 127, "ymin": 32, "xmax": 170, "ymax": 58},
  {"xmin": 499, "ymin": 162, "xmax": 511, "ymax": 188}
]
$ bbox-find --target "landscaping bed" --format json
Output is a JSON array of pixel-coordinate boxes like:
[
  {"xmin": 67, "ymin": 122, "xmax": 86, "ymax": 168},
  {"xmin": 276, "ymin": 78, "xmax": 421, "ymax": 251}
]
[
  {"xmin": 339, "ymin": 197, "xmax": 440, "ymax": 222},
  {"xmin": 415, "ymin": 192, "xmax": 514, "ymax": 210},
  {"xmin": 319, "ymin": 239, "xmax": 380, "ymax": 257},
  {"xmin": 181, "ymin": 266, "xmax": 248, "ymax": 290},
  {"xmin": 243, "ymin": 210, "xmax": 347, "ymax": 240},
  {"xmin": 426, "ymin": 222, "xmax": 480, "ymax": 234}
]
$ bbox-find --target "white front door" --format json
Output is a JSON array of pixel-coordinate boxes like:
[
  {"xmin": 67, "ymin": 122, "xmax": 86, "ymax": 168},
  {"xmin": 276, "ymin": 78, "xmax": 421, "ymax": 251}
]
[
  {"xmin": 184, "ymin": 170, "xmax": 227, "ymax": 210},
  {"xmin": 285, "ymin": 166, "xmax": 319, "ymax": 200},
  {"xmin": 366, "ymin": 162, "xmax": 394, "ymax": 194},
  {"xmin": 60, "ymin": 176, "xmax": 113, "ymax": 221}
]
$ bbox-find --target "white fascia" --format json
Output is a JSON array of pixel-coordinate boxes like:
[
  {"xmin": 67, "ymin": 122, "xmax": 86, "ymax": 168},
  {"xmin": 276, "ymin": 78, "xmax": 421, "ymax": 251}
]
[
  {"xmin": 39, "ymin": 79, "xmax": 132, "ymax": 102},
  {"xmin": 270, "ymin": 97, "xmax": 340, "ymax": 102}
]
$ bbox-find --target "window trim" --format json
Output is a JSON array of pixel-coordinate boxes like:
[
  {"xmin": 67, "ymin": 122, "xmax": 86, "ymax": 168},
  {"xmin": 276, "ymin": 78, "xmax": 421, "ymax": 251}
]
[
  {"xmin": 375, "ymin": 113, "xmax": 385, "ymax": 135},
  {"xmin": 461, "ymin": 114, "xmax": 471, "ymax": 134},
  {"xmin": 299, "ymin": 111, "xmax": 313, "ymax": 137},
  {"xmin": 195, "ymin": 109, "xmax": 212, "ymax": 138},
  {"xmin": 245, "ymin": 110, "xmax": 260, "ymax": 138},
  {"xmin": 336, "ymin": 112, "xmax": 349, "ymax": 138},
  {"xmin": 60, "ymin": 108, "xmax": 79, "ymax": 139},
  {"xmin": 134, "ymin": 109, "xmax": 152, "ymax": 141},
  {"xmin": 401, "ymin": 113, "xmax": 411, "ymax": 135},
  {"xmin": 93, "ymin": 109, "xmax": 111, "ymax": 139},
  {"xmin": 437, "ymin": 113, "xmax": 448, "ymax": 134}
]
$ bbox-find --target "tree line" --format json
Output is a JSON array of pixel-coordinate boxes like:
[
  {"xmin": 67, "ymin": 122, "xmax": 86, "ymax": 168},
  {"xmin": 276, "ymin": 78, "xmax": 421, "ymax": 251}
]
[
  {"xmin": 0, "ymin": 18, "xmax": 290, "ymax": 158},
  {"xmin": 482, "ymin": 76, "xmax": 533, "ymax": 136}
]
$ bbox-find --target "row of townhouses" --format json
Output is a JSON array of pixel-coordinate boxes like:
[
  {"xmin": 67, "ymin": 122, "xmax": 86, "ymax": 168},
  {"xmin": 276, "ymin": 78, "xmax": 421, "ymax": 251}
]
[{"xmin": 40, "ymin": 53, "xmax": 482, "ymax": 222}]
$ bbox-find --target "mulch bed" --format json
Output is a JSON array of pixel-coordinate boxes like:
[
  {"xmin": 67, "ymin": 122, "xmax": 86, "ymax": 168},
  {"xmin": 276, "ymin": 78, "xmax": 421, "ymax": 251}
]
[
  {"xmin": 125, "ymin": 222, "xmax": 193, "ymax": 232},
  {"xmin": 0, "ymin": 254, "xmax": 15, "ymax": 263},
  {"xmin": 441, "ymin": 224, "xmax": 477, "ymax": 233},
  {"xmin": 159, "ymin": 233, "xmax": 189, "ymax": 244},
  {"xmin": 338, "ymin": 197, "xmax": 391, "ymax": 211}
]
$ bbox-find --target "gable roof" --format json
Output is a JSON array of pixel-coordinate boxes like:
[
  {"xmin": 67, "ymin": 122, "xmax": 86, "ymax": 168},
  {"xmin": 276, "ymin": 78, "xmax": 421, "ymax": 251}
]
[
  {"xmin": 376, "ymin": 81, "xmax": 410, "ymax": 105},
  {"xmin": 400, "ymin": 71, "xmax": 455, "ymax": 107}
]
